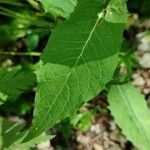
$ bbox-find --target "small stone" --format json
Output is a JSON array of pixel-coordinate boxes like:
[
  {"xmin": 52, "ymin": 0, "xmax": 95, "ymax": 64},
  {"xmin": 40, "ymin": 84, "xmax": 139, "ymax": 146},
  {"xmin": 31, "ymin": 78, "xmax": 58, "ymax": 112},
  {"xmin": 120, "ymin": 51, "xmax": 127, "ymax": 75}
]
[
  {"xmin": 109, "ymin": 144, "xmax": 122, "ymax": 150},
  {"xmin": 90, "ymin": 125, "xmax": 96, "ymax": 132},
  {"xmin": 146, "ymin": 79, "xmax": 150, "ymax": 87},
  {"xmin": 90, "ymin": 124, "xmax": 102, "ymax": 134},
  {"xmin": 103, "ymin": 132, "xmax": 109, "ymax": 139},
  {"xmin": 133, "ymin": 76, "xmax": 145, "ymax": 86},
  {"xmin": 93, "ymin": 143, "xmax": 104, "ymax": 150},
  {"xmin": 139, "ymin": 53, "xmax": 150, "ymax": 69},
  {"xmin": 143, "ymin": 88, "xmax": 150, "ymax": 94},
  {"xmin": 37, "ymin": 141, "xmax": 51, "ymax": 150},
  {"xmin": 142, "ymin": 71, "xmax": 149, "ymax": 79},
  {"xmin": 120, "ymin": 136, "xmax": 127, "ymax": 143},
  {"xmin": 95, "ymin": 124, "xmax": 101, "ymax": 134},
  {"xmin": 132, "ymin": 73, "xmax": 140, "ymax": 79},
  {"xmin": 79, "ymin": 106, "xmax": 88, "ymax": 112},
  {"xmin": 137, "ymin": 37, "xmax": 150, "ymax": 53},
  {"xmin": 110, "ymin": 121, "xmax": 117, "ymax": 131},
  {"xmin": 119, "ymin": 65, "xmax": 127, "ymax": 76},
  {"xmin": 103, "ymin": 141, "xmax": 110, "ymax": 149},
  {"xmin": 77, "ymin": 144, "xmax": 84, "ymax": 150},
  {"xmin": 136, "ymin": 32, "xmax": 150, "ymax": 53},
  {"xmin": 120, "ymin": 137, "xmax": 127, "ymax": 149},
  {"xmin": 109, "ymin": 131, "xmax": 119, "ymax": 141},
  {"xmin": 77, "ymin": 134, "xmax": 90, "ymax": 144}
]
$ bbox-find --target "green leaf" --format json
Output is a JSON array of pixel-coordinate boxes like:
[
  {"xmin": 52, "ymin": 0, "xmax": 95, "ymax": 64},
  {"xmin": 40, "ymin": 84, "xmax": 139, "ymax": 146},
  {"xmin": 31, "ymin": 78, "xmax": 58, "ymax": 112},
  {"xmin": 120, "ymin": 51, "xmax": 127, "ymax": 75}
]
[
  {"xmin": 0, "ymin": 68, "xmax": 36, "ymax": 101},
  {"xmin": 26, "ymin": 34, "xmax": 39, "ymax": 50},
  {"xmin": 0, "ymin": 118, "xmax": 54, "ymax": 149},
  {"xmin": 39, "ymin": 0, "xmax": 77, "ymax": 18},
  {"xmin": 24, "ymin": 0, "xmax": 127, "ymax": 141},
  {"xmin": 12, "ymin": 134, "xmax": 54, "ymax": 150},
  {"xmin": 0, "ymin": 91, "xmax": 7, "ymax": 105},
  {"xmin": 0, "ymin": 0, "xmax": 25, "ymax": 6},
  {"xmin": 77, "ymin": 110, "xmax": 95, "ymax": 132},
  {"xmin": 108, "ymin": 83, "xmax": 150, "ymax": 150},
  {"xmin": 1, "ymin": 119, "xmax": 26, "ymax": 148},
  {"xmin": 105, "ymin": 0, "xmax": 128, "ymax": 23}
]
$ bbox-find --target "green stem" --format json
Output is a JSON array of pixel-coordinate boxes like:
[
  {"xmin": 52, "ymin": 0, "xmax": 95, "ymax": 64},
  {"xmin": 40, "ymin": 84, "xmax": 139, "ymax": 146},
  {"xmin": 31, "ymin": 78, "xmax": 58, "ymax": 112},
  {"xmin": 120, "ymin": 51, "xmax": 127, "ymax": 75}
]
[
  {"xmin": 0, "ymin": 6, "xmax": 27, "ymax": 20},
  {"xmin": 0, "ymin": 51, "xmax": 41, "ymax": 56},
  {"xmin": 0, "ymin": 0, "xmax": 26, "ymax": 7},
  {"xmin": 0, "ymin": 6, "xmax": 52, "ymax": 29},
  {"xmin": 0, "ymin": 11, "xmax": 13, "ymax": 17}
]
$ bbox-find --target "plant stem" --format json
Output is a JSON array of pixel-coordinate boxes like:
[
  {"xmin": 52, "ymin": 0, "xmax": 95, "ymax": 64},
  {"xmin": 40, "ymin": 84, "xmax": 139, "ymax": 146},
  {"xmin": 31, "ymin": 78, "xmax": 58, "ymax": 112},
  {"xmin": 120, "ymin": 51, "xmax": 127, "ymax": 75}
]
[
  {"xmin": 0, "ymin": 51, "xmax": 41, "ymax": 56},
  {"xmin": 0, "ymin": 0, "xmax": 26, "ymax": 7}
]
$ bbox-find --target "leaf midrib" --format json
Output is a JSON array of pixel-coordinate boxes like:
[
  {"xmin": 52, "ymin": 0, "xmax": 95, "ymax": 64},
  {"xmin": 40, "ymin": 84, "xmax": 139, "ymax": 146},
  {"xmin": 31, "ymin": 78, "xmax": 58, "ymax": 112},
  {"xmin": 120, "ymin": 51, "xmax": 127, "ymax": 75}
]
[
  {"xmin": 34, "ymin": 13, "xmax": 105, "ymax": 134},
  {"xmin": 117, "ymin": 85, "xmax": 150, "ymax": 145}
]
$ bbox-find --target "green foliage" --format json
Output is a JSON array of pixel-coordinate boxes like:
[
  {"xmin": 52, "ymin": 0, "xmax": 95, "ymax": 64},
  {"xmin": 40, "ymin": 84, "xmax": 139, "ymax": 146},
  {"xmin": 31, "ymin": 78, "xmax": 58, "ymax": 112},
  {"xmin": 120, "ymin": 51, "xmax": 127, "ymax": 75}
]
[
  {"xmin": 108, "ymin": 83, "xmax": 150, "ymax": 150},
  {"xmin": 1, "ymin": 119, "xmax": 26, "ymax": 148},
  {"xmin": 0, "ymin": 92, "xmax": 7, "ymax": 105},
  {"xmin": 0, "ymin": 0, "xmax": 25, "ymax": 6},
  {"xmin": 26, "ymin": 34, "xmax": 39, "ymax": 50},
  {"xmin": 0, "ymin": 68, "xmax": 35, "ymax": 101},
  {"xmin": 24, "ymin": 0, "xmax": 127, "ymax": 141},
  {"xmin": 127, "ymin": 0, "xmax": 150, "ymax": 17},
  {"xmin": 39, "ymin": 0, "xmax": 77, "ymax": 18},
  {"xmin": 0, "ymin": 98, "xmax": 33, "ymax": 115},
  {"xmin": 0, "ymin": 0, "xmax": 52, "ymax": 47},
  {"xmin": 141, "ymin": 0, "xmax": 150, "ymax": 16},
  {"xmin": 105, "ymin": 0, "xmax": 128, "ymax": 23},
  {"xmin": 71, "ymin": 110, "xmax": 95, "ymax": 132},
  {"xmin": 0, "ymin": 118, "xmax": 54, "ymax": 150}
]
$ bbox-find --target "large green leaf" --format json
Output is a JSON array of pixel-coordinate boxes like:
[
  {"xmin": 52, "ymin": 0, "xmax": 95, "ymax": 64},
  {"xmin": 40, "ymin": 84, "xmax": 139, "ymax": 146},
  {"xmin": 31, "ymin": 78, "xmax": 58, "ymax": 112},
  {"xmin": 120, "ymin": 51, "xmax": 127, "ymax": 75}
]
[
  {"xmin": 39, "ymin": 0, "xmax": 77, "ymax": 18},
  {"xmin": 108, "ymin": 83, "xmax": 150, "ymax": 150},
  {"xmin": 0, "ymin": 68, "xmax": 36, "ymax": 101},
  {"xmin": 24, "ymin": 0, "xmax": 127, "ymax": 141}
]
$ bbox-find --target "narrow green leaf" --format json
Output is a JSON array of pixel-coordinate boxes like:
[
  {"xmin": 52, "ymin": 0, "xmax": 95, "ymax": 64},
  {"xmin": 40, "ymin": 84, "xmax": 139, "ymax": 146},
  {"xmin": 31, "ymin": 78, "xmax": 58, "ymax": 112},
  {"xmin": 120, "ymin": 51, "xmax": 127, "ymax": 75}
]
[
  {"xmin": 108, "ymin": 83, "xmax": 150, "ymax": 150},
  {"xmin": 39, "ymin": 0, "xmax": 77, "ymax": 18},
  {"xmin": 24, "ymin": 0, "xmax": 127, "ymax": 141},
  {"xmin": 1, "ymin": 119, "xmax": 26, "ymax": 148},
  {"xmin": 0, "ymin": 0, "xmax": 25, "ymax": 6},
  {"xmin": 12, "ymin": 134, "xmax": 54, "ymax": 150},
  {"xmin": 0, "ymin": 68, "xmax": 36, "ymax": 101},
  {"xmin": 0, "ymin": 117, "xmax": 54, "ymax": 149}
]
